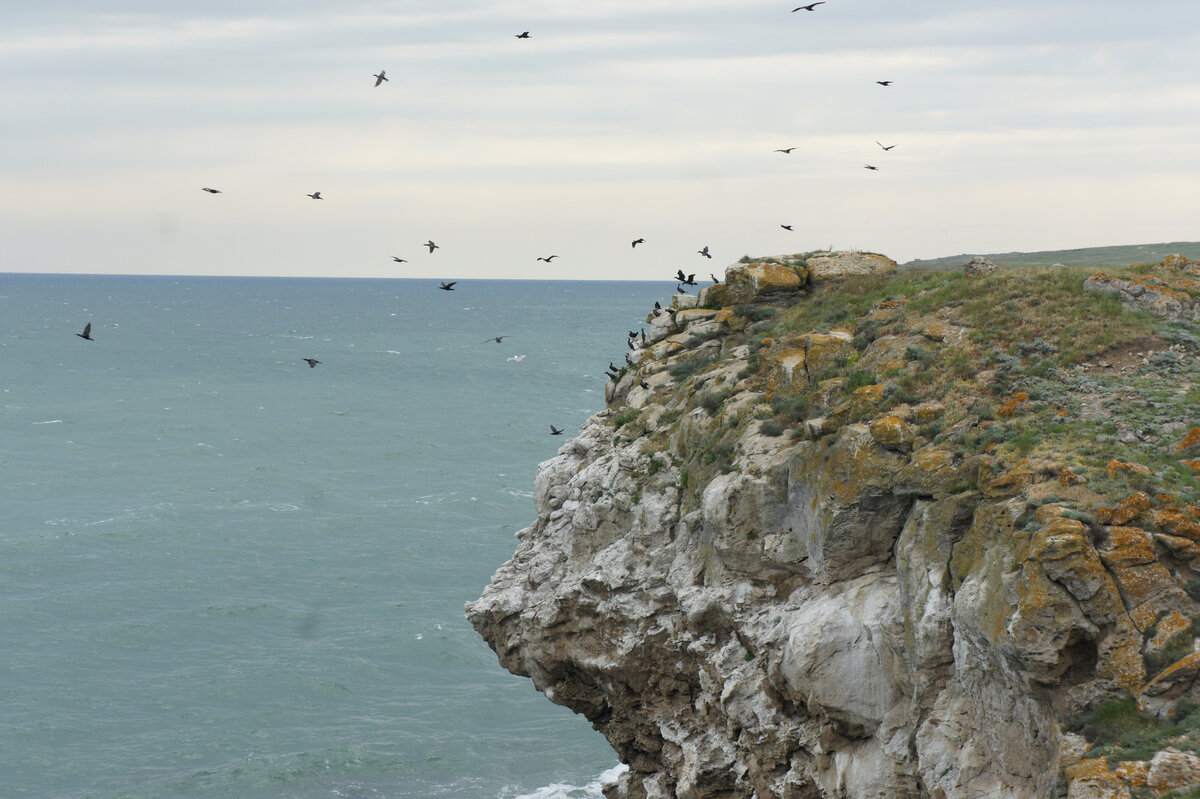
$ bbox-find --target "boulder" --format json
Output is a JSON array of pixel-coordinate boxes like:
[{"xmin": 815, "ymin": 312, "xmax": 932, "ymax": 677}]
[
  {"xmin": 806, "ymin": 251, "xmax": 898, "ymax": 283},
  {"xmin": 962, "ymin": 256, "xmax": 998, "ymax": 277}
]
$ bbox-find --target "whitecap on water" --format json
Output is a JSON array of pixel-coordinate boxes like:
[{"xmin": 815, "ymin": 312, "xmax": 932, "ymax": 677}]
[
  {"xmin": 506, "ymin": 764, "xmax": 627, "ymax": 799},
  {"xmin": 33, "ymin": 419, "xmax": 63, "ymax": 425}
]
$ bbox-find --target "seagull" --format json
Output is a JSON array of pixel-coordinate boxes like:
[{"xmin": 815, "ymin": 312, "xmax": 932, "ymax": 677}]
[
  {"xmin": 864, "ymin": 164, "xmax": 879, "ymax": 171},
  {"xmin": 483, "ymin": 336, "xmax": 511, "ymax": 344},
  {"xmin": 303, "ymin": 358, "xmax": 320, "ymax": 368},
  {"xmin": 536, "ymin": 255, "xmax": 558, "ymax": 262},
  {"xmin": 374, "ymin": 70, "xmax": 389, "ymax": 86},
  {"xmin": 75, "ymin": 323, "xmax": 93, "ymax": 341},
  {"xmin": 792, "ymin": 2, "xmax": 825, "ymax": 9},
  {"xmin": 632, "ymin": 238, "xmax": 645, "ymax": 248},
  {"xmin": 698, "ymin": 246, "xmax": 712, "ymax": 259},
  {"xmin": 438, "ymin": 281, "xmax": 456, "ymax": 291},
  {"xmin": 516, "ymin": 31, "xmax": 530, "ymax": 38},
  {"xmin": 201, "ymin": 187, "xmax": 221, "ymax": 194},
  {"xmin": 550, "ymin": 425, "xmax": 563, "ymax": 435},
  {"xmin": 392, "ymin": 256, "xmax": 407, "ymax": 263},
  {"xmin": 876, "ymin": 80, "xmax": 893, "ymax": 86},
  {"xmin": 425, "ymin": 240, "xmax": 439, "ymax": 253},
  {"xmin": 307, "ymin": 191, "xmax": 322, "ymax": 199},
  {"xmin": 775, "ymin": 147, "xmax": 796, "ymax": 154},
  {"xmin": 507, "ymin": 354, "xmax": 526, "ymax": 362},
  {"xmin": 781, "ymin": 224, "xmax": 793, "ymax": 231},
  {"xmin": 876, "ymin": 141, "xmax": 896, "ymax": 151}
]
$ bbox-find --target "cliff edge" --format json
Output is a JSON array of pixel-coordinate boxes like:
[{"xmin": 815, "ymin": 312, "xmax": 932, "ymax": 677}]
[{"xmin": 467, "ymin": 251, "xmax": 1200, "ymax": 799}]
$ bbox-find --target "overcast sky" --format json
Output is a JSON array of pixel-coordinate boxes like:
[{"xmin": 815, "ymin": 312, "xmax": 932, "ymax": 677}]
[{"xmin": 3, "ymin": 0, "xmax": 1198, "ymax": 279}]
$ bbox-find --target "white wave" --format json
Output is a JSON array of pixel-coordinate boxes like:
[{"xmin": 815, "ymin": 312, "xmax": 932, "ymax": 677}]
[
  {"xmin": 33, "ymin": 419, "xmax": 64, "ymax": 425},
  {"xmin": 508, "ymin": 764, "xmax": 627, "ymax": 799}
]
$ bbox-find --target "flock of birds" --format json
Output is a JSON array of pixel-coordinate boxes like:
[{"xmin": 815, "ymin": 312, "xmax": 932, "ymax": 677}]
[{"xmin": 78, "ymin": 3, "xmax": 901, "ymax": 438}]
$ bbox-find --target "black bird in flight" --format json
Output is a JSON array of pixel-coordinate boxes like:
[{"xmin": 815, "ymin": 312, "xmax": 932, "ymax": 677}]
[
  {"xmin": 516, "ymin": 31, "xmax": 530, "ymax": 39},
  {"xmin": 374, "ymin": 70, "xmax": 388, "ymax": 86},
  {"xmin": 632, "ymin": 238, "xmax": 645, "ymax": 248},
  {"xmin": 307, "ymin": 191, "xmax": 322, "ymax": 199},
  {"xmin": 550, "ymin": 425, "xmax": 563, "ymax": 435},
  {"xmin": 864, "ymin": 164, "xmax": 879, "ymax": 171},
  {"xmin": 483, "ymin": 336, "xmax": 511, "ymax": 344},
  {"xmin": 781, "ymin": 224, "xmax": 793, "ymax": 231},
  {"xmin": 438, "ymin": 281, "xmax": 456, "ymax": 291},
  {"xmin": 792, "ymin": 2, "xmax": 825, "ymax": 10},
  {"xmin": 536, "ymin": 255, "xmax": 558, "ymax": 262},
  {"xmin": 201, "ymin": 187, "xmax": 221, "ymax": 194},
  {"xmin": 425, "ymin": 240, "xmax": 439, "ymax": 253},
  {"xmin": 698, "ymin": 246, "xmax": 712, "ymax": 259},
  {"xmin": 775, "ymin": 147, "xmax": 796, "ymax": 154},
  {"xmin": 303, "ymin": 358, "xmax": 320, "ymax": 368},
  {"xmin": 876, "ymin": 80, "xmax": 893, "ymax": 86},
  {"xmin": 876, "ymin": 141, "xmax": 896, "ymax": 151},
  {"xmin": 675, "ymin": 270, "xmax": 697, "ymax": 285},
  {"xmin": 75, "ymin": 323, "xmax": 93, "ymax": 341},
  {"xmin": 392, "ymin": 256, "xmax": 407, "ymax": 263}
]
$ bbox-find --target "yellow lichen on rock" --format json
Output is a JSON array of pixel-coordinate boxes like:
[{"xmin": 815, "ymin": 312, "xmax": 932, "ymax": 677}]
[
  {"xmin": 998, "ymin": 391, "xmax": 1031, "ymax": 417},
  {"xmin": 868, "ymin": 415, "xmax": 917, "ymax": 452},
  {"xmin": 1096, "ymin": 492, "xmax": 1153, "ymax": 526}
]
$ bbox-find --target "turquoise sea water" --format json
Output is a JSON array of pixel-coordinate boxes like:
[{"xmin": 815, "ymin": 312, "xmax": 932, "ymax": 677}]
[{"xmin": 0, "ymin": 275, "xmax": 665, "ymax": 799}]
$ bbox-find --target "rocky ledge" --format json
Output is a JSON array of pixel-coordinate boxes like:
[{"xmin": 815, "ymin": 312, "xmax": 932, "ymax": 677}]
[{"xmin": 467, "ymin": 251, "xmax": 1200, "ymax": 798}]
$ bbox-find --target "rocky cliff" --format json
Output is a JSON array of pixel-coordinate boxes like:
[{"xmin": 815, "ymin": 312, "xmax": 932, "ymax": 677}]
[{"xmin": 467, "ymin": 251, "xmax": 1200, "ymax": 799}]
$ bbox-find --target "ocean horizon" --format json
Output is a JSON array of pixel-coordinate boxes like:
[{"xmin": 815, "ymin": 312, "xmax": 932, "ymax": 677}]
[{"xmin": 1, "ymin": 273, "xmax": 667, "ymax": 798}]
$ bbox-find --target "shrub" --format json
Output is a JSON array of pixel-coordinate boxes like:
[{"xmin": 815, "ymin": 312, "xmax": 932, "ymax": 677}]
[{"xmin": 760, "ymin": 419, "xmax": 785, "ymax": 437}]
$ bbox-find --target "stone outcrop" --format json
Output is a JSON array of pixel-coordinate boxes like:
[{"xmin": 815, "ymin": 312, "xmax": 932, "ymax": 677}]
[
  {"xmin": 962, "ymin": 256, "xmax": 998, "ymax": 276},
  {"xmin": 468, "ymin": 254, "xmax": 1200, "ymax": 799}
]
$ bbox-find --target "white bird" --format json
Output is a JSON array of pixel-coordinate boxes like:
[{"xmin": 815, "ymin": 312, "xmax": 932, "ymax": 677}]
[{"xmin": 507, "ymin": 355, "xmax": 526, "ymax": 362}]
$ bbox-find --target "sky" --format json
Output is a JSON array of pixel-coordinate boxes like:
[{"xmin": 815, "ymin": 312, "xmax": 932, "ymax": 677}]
[{"xmin": 2, "ymin": 0, "xmax": 1199, "ymax": 280}]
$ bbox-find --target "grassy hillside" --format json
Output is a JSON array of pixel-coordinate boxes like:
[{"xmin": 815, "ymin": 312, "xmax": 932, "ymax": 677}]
[{"xmin": 904, "ymin": 242, "xmax": 1200, "ymax": 271}]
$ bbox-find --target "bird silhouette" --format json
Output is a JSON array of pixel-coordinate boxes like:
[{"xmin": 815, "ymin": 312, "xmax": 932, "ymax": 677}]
[
  {"xmin": 792, "ymin": 2, "xmax": 825, "ymax": 9},
  {"xmin": 307, "ymin": 191, "xmax": 322, "ymax": 199},
  {"xmin": 775, "ymin": 147, "xmax": 796, "ymax": 154},
  {"xmin": 698, "ymin": 246, "xmax": 712, "ymax": 259},
  {"xmin": 675, "ymin": 270, "xmax": 697, "ymax": 285},
  {"xmin": 876, "ymin": 141, "xmax": 896, "ymax": 151},
  {"xmin": 632, "ymin": 238, "xmax": 645, "ymax": 247},
  {"xmin": 876, "ymin": 80, "xmax": 893, "ymax": 86},
  {"xmin": 303, "ymin": 358, "xmax": 320, "ymax": 368},
  {"xmin": 516, "ymin": 31, "xmax": 530, "ymax": 38},
  {"xmin": 75, "ymin": 323, "xmax": 93, "ymax": 341},
  {"xmin": 609, "ymin": 361, "xmax": 619, "ymax": 372},
  {"xmin": 711, "ymin": 274, "xmax": 720, "ymax": 284},
  {"xmin": 374, "ymin": 70, "xmax": 388, "ymax": 86},
  {"xmin": 483, "ymin": 336, "xmax": 510, "ymax": 344},
  {"xmin": 392, "ymin": 256, "xmax": 407, "ymax": 263},
  {"xmin": 550, "ymin": 425, "xmax": 563, "ymax": 435},
  {"xmin": 781, "ymin": 224, "xmax": 793, "ymax": 231},
  {"xmin": 639, "ymin": 380, "xmax": 650, "ymax": 389},
  {"xmin": 438, "ymin": 281, "xmax": 456, "ymax": 291},
  {"xmin": 864, "ymin": 164, "xmax": 879, "ymax": 171},
  {"xmin": 653, "ymin": 301, "xmax": 661, "ymax": 310},
  {"xmin": 201, "ymin": 187, "xmax": 221, "ymax": 194},
  {"xmin": 425, "ymin": 240, "xmax": 439, "ymax": 253},
  {"xmin": 677, "ymin": 284, "xmax": 688, "ymax": 294},
  {"xmin": 536, "ymin": 255, "xmax": 558, "ymax": 262}
]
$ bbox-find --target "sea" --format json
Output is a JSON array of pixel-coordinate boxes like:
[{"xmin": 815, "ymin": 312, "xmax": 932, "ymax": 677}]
[{"xmin": 0, "ymin": 274, "xmax": 668, "ymax": 799}]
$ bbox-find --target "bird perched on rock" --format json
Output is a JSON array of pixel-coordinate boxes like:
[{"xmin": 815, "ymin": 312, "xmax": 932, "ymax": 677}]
[
  {"xmin": 698, "ymin": 246, "xmax": 712, "ymax": 259},
  {"xmin": 606, "ymin": 369, "xmax": 620, "ymax": 381},
  {"xmin": 75, "ymin": 323, "xmax": 93, "ymax": 341},
  {"xmin": 676, "ymin": 284, "xmax": 688, "ymax": 294},
  {"xmin": 639, "ymin": 380, "xmax": 650, "ymax": 390},
  {"xmin": 201, "ymin": 187, "xmax": 221, "ymax": 194},
  {"xmin": 307, "ymin": 191, "xmax": 322, "ymax": 199},
  {"xmin": 438, "ymin": 281, "xmax": 456, "ymax": 291},
  {"xmin": 302, "ymin": 358, "xmax": 320, "ymax": 368},
  {"xmin": 632, "ymin": 238, "xmax": 645, "ymax": 248},
  {"xmin": 425, "ymin": 240, "xmax": 439, "ymax": 253},
  {"xmin": 710, "ymin": 274, "xmax": 720, "ymax": 284},
  {"xmin": 374, "ymin": 70, "xmax": 388, "ymax": 86}
]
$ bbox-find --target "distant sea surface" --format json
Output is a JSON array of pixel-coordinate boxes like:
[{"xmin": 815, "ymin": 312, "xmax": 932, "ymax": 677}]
[{"xmin": 0, "ymin": 275, "xmax": 666, "ymax": 799}]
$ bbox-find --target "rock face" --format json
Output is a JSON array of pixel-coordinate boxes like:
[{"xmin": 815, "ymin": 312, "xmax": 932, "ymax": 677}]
[
  {"xmin": 962, "ymin": 256, "xmax": 998, "ymax": 276},
  {"xmin": 467, "ymin": 255, "xmax": 1200, "ymax": 799}
]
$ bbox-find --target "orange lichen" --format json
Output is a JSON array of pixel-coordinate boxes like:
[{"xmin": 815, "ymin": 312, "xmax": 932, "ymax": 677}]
[
  {"xmin": 1153, "ymin": 507, "xmax": 1200, "ymax": 542},
  {"xmin": 1178, "ymin": 427, "xmax": 1200, "ymax": 452},
  {"xmin": 1096, "ymin": 492, "xmax": 1153, "ymax": 526},
  {"xmin": 1106, "ymin": 460, "xmax": 1156, "ymax": 479},
  {"xmin": 1115, "ymin": 760, "xmax": 1149, "ymax": 788},
  {"xmin": 998, "ymin": 391, "xmax": 1030, "ymax": 417},
  {"xmin": 1059, "ymin": 467, "xmax": 1085, "ymax": 486}
]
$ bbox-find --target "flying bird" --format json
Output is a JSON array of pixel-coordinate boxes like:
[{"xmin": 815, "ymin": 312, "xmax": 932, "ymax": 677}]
[
  {"xmin": 424, "ymin": 240, "xmax": 439, "ymax": 253},
  {"xmin": 374, "ymin": 70, "xmax": 388, "ymax": 86},
  {"xmin": 876, "ymin": 141, "xmax": 896, "ymax": 151},
  {"xmin": 483, "ymin": 336, "xmax": 511, "ymax": 344},
  {"xmin": 550, "ymin": 425, "xmax": 563, "ymax": 435},
  {"xmin": 631, "ymin": 238, "xmax": 645, "ymax": 248},
  {"xmin": 775, "ymin": 147, "xmax": 796, "ymax": 154},
  {"xmin": 674, "ymin": 270, "xmax": 697, "ymax": 285},
  {"xmin": 438, "ymin": 281, "xmax": 456, "ymax": 291},
  {"xmin": 876, "ymin": 80, "xmax": 893, "ymax": 86},
  {"xmin": 392, "ymin": 257, "xmax": 407, "ymax": 263},
  {"xmin": 864, "ymin": 164, "xmax": 879, "ymax": 171},
  {"xmin": 781, "ymin": 224, "xmax": 793, "ymax": 231},
  {"xmin": 536, "ymin": 255, "xmax": 558, "ymax": 262},
  {"xmin": 75, "ymin": 323, "xmax": 93, "ymax": 341},
  {"xmin": 201, "ymin": 187, "xmax": 221, "ymax": 194},
  {"xmin": 507, "ymin": 355, "xmax": 526, "ymax": 362},
  {"xmin": 303, "ymin": 358, "xmax": 320, "ymax": 368},
  {"xmin": 516, "ymin": 31, "xmax": 530, "ymax": 38},
  {"xmin": 698, "ymin": 246, "xmax": 712, "ymax": 259},
  {"xmin": 792, "ymin": 2, "xmax": 825, "ymax": 10},
  {"xmin": 307, "ymin": 191, "xmax": 322, "ymax": 199}
]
